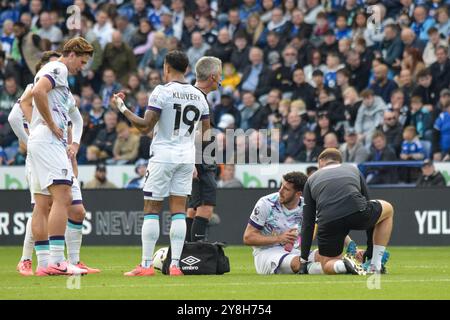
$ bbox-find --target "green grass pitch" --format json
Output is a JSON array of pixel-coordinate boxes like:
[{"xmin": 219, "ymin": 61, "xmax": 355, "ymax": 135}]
[{"xmin": 1, "ymin": 246, "xmax": 450, "ymax": 300}]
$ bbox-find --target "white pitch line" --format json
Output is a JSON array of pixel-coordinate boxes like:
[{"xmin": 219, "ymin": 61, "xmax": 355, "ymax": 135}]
[{"xmin": 2, "ymin": 278, "xmax": 450, "ymax": 291}]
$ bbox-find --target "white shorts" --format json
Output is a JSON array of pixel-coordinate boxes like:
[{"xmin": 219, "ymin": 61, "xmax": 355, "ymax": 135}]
[
  {"xmin": 27, "ymin": 142, "xmax": 73, "ymax": 195},
  {"xmin": 143, "ymin": 162, "xmax": 194, "ymax": 201},
  {"xmin": 254, "ymin": 246, "xmax": 301, "ymax": 275}
]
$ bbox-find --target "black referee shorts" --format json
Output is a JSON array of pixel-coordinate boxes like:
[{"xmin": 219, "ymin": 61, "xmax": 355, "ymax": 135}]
[
  {"xmin": 188, "ymin": 164, "xmax": 217, "ymax": 209},
  {"xmin": 317, "ymin": 200, "xmax": 383, "ymax": 258}
]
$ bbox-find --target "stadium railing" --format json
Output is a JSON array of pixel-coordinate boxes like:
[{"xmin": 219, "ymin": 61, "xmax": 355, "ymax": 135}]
[{"xmin": 358, "ymin": 161, "xmax": 425, "ymax": 187}]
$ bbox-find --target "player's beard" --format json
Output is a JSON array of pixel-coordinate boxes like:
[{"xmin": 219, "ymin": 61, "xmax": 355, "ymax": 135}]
[{"xmin": 280, "ymin": 194, "xmax": 296, "ymax": 206}]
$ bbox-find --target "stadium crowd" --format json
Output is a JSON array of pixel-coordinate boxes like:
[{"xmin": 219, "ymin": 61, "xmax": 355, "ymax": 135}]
[{"xmin": 0, "ymin": 0, "xmax": 450, "ymax": 185}]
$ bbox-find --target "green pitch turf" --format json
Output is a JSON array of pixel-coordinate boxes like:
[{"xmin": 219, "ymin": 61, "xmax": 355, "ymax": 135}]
[{"xmin": 1, "ymin": 246, "xmax": 450, "ymax": 300}]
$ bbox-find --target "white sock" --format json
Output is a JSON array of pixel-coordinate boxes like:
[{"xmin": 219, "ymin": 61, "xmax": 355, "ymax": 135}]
[
  {"xmin": 21, "ymin": 217, "xmax": 34, "ymax": 261},
  {"xmin": 141, "ymin": 214, "xmax": 160, "ymax": 268},
  {"xmin": 170, "ymin": 213, "xmax": 186, "ymax": 268},
  {"xmin": 49, "ymin": 236, "xmax": 65, "ymax": 265},
  {"xmin": 65, "ymin": 219, "xmax": 83, "ymax": 265},
  {"xmin": 308, "ymin": 249, "xmax": 318, "ymax": 263},
  {"xmin": 307, "ymin": 262, "xmax": 324, "ymax": 274},
  {"xmin": 333, "ymin": 260, "xmax": 347, "ymax": 274},
  {"xmin": 371, "ymin": 245, "xmax": 386, "ymax": 270},
  {"xmin": 34, "ymin": 240, "xmax": 49, "ymax": 268}
]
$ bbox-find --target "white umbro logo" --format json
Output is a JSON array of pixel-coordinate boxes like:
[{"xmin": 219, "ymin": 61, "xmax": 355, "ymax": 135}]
[{"xmin": 181, "ymin": 256, "xmax": 201, "ymax": 266}]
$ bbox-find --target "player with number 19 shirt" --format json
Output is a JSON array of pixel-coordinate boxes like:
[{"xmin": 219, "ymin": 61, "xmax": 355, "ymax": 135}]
[{"xmin": 144, "ymin": 81, "xmax": 210, "ymax": 199}]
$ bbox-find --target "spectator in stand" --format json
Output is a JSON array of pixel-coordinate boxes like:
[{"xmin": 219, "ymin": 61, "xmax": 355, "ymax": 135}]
[
  {"xmin": 387, "ymin": 89, "xmax": 410, "ymax": 127},
  {"xmin": 304, "ymin": 50, "xmax": 327, "ymax": 86},
  {"xmin": 1, "ymin": 20, "xmax": 15, "ymax": 57},
  {"xmin": 400, "ymin": 47, "xmax": 426, "ymax": 82},
  {"xmin": 187, "ymin": 31, "xmax": 210, "ymax": 71},
  {"xmin": 114, "ymin": 15, "xmax": 136, "ymax": 45},
  {"xmin": 370, "ymin": 64, "xmax": 399, "ymax": 104},
  {"xmin": 355, "ymin": 89, "xmax": 387, "ymax": 147},
  {"xmin": 103, "ymin": 31, "xmax": 137, "ymax": 85},
  {"xmin": 217, "ymin": 164, "xmax": 244, "ymax": 188},
  {"xmin": 110, "ymin": 122, "xmax": 140, "ymax": 165},
  {"xmin": 137, "ymin": 130, "xmax": 152, "ymax": 160},
  {"xmin": 206, "ymin": 28, "xmax": 233, "ymax": 64},
  {"xmin": 0, "ymin": 146, "xmax": 8, "ymax": 165},
  {"xmin": 323, "ymin": 52, "xmax": 344, "ymax": 89},
  {"xmin": 180, "ymin": 14, "xmax": 200, "ymax": 50},
  {"xmin": 263, "ymin": 31, "xmax": 284, "ymax": 70},
  {"xmin": 346, "ymin": 49, "xmax": 371, "ymax": 92},
  {"xmin": 125, "ymin": 159, "xmax": 148, "ymax": 189},
  {"xmin": 336, "ymin": 68, "xmax": 351, "ymax": 98},
  {"xmin": 147, "ymin": 0, "xmax": 170, "ymax": 30},
  {"xmin": 323, "ymin": 132, "xmax": 340, "ymax": 149},
  {"xmin": 316, "ymin": 88, "xmax": 345, "ymax": 130},
  {"xmin": 221, "ymin": 63, "xmax": 241, "ymax": 92},
  {"xmin": 423, "ymin": 27, "xmax": 447, "ymax": 66},
  {"xmin": 230, "ymin": 31, "xmax": 251, "ymax": 74},
  {"xmin": 396, "ymin": 68, "xmax": 415, "ymax": 103},
  {"xmin": 238, "ymin": 46, "xmax": 272, "ymax": 99},
  {"xmin": 381, "ymin": 24, "xmax": 403, "ymax": 67},
  {"xmin": 413, "ymin": 68, "xmax": 439, "ymax": 107},
  {"xmin": 342, "ymin": 87, "xmax": 362, "ymax": 128},
  {"xmin": 84, "ymin": 163, "xmax": 118, "ymax": 189},
  {"xmin": 314, "ymin": 111, "xmax": 336, "ymax": 148},
  {"xmin": 85, "ymin": 145, "xmax": 102, "ymax": 165},
  {"xmin": 122, "ymin": 74, "xmax": 141, "ymax": 107},
  {"xmin": 433, "ymin": 98, "xmax": 450, "ymax": 161},
  {"xmin": 238, "ymin": 91, "xmax": 261, "ymax": 131},
  {"xmin": 285, "ymin": 8, "xmax": 313, "ymax": 42},
  {"xmin": 304, "ymin": 0, "xmax": 325, "ymax": 25},
  {"xmin": 130, "ymin": 18, "xmax": 154, "ymax": 64},
  {"xmin": 92, "ymin": 111, "xmax": 118, "ymax": 160},
  {"xmin": 319, "ymin": 30, "xmax": 339, "ymax": 62},
  {"xmin": 376, "ymin": 110, "xmax": 404, "ymax": 156},
  {"xmin": 133, "ymin": 91, "xmax": 149, "ymax": 118},
  {"xmin": 290, "ymin": 68, "xmax": 316, "ymax": 111},
  {"xmin": 226, "ymin": 8, "xmax": 245, "ymax": 39},
  {"xmin": 37, "ymin": 11, "xmax": 62, "ymax": 50},
  {"xmin": 409, "ymin": 95, "xmax": 433, "ymax": 141},
  {"xmin": 198, "ymin": 15, "xmax": 217, "ymax": 46},
  {"xmin": 411, "ymin": 6, "xmax": 435, "ymax": 42},
  {"xmin": 92, "ymin": 10, "xmax": 114, "ymax": 49},
  {"xmin": 171, "ymin": 0, "xmax": 186, "ymax": 40},
  {"xmin": 283, "ymin": 110, "xmax": 308, "ymax": 163},
  {"xmin": 214, "ymin": 92, "xmax": 241, "ymax": 129},
  {"xmin": 99, "ymin": 69, "xmax": 122, "ymax": 108},
  {"xmin": 366, "ymin": 131, "xmax": 398, "ymax": 185},
  {"xmin": 435, "ymin": 7, "xmax": 450, "ymax": 38},
  {"xmin": 138, "ymin": 31, "xmax": 168, "ymax": 74},
  {"xmin": 296, "ymin": 131, "xmax": 323, "ymax": 163},
  {"xmin": 334, "ymin": 12, "xmax": 352, "ymax": 41},
  {"xmin": 89, "ymin": 95, "xmax": 105, "ymax": 127},
  {"xmin": 128, "ymin": 0, "xmax": 149, "ymax": 26},
  {"xmin": 145, "ymin": 70, "xmax": 162, "ymax": 91},
  {"xmin": 400, "ymin": 126, "xmax": 425, "ymax": 161},
  {"xmin": 271, "ymin": 46, "xmax": 300, "ymax": 93},
  {"xmin": 258, "ymin": 7, "xmax": 288, "ymax": 47},
  {"xmin": 0, "ymin": 77, "xmax": 22, "ymax": 115},
  {"xmin": 340, "ymin": 128, "xmax": 369, "ymax": 164},
  {"xmin": 416, "ymin": 159, "xmax": 446, "ymax": 187},
  {"xmin": 252, "ymin": 88, "xmax": 282, "ymax": 130},
  {"xmin": 401, "ymin": 27, "xmax": 425, "ymax": 53},
  {"xmin": 430, "ymin": 46, "xmax": 450, "ymax": 98},
  {"xmin": 160, "ymin": 12, "xmax": 175, "ymax": 37},
  {"xmin": 245, "ymin": 12, "xmax": 265, "ymax": 46}
]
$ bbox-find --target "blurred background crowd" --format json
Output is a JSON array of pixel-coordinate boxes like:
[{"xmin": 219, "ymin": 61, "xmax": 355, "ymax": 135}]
[{"xmin": 0, "ymin": 0, "xmax": 450, "ymax": 186}]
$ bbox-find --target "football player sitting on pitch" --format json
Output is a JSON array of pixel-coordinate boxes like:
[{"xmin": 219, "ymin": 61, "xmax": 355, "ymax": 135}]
[{"xmin": 243, "ymin": 171, "xmax": 327, "ymax": 275}]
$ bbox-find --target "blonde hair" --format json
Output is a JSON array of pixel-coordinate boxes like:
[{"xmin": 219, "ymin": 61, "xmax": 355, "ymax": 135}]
[
  {"xmin": 290, "ymin": 99, "xmax": 306, "ymax": 115},
  {"xmin": 62, "ymin": 37, "xmax": 94, "ymax": 57}
]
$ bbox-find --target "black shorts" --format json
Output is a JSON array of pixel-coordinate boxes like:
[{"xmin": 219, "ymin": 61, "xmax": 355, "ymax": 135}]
[
  {"xmin": 188, "ymin": 164, "xmax": 217, "ymax": 209},
  {"xmin": 317, "ymin": 200, "xmax": 383, "ymax": 258}
]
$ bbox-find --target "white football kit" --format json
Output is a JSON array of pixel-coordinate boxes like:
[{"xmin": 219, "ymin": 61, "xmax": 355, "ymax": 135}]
[
  {"xmin": 8, "ymin": 84, "xmax": 83, "ymax": 203},
  {"xmin": 143, "ymin": 82, "xmax": 210, "ymax": 200},
  {"xmin": 27, "ymin": 61, "xmax": 73, "ymax": 194},
  {"xmin": 248, "ymin": 193, "xmax": 304, "ymax": 275}
]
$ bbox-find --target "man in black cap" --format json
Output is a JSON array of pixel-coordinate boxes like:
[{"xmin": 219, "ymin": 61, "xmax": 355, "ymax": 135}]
[
  {"xmin": 416, "ymin": 159, "xmax": 446, "ymax": 187},
  {"xmin": 84, "ymin": 163, "xmax": 118, "ymax": 189}
]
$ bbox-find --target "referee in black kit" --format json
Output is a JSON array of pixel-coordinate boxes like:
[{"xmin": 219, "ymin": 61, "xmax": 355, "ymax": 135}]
[
  {"xmin": 186, "ymin": 56, "xmax": 222, "ymax": 242},
  {"xmin": 300, "ymin": 148, "xmax": 394, "ymax": 274}
]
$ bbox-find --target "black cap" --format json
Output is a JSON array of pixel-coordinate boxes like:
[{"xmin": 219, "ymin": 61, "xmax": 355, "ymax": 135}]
[
  {"xmin": 422, "ymin": 159, "xmax": 433, "ymax": 167},
  {"xmin": 96, "ymin": 163, "xmax": 107, "ymax": 172},
  {"xmin": 325, "ymin": 30, "xmax": 335, "ymax": 37}
]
